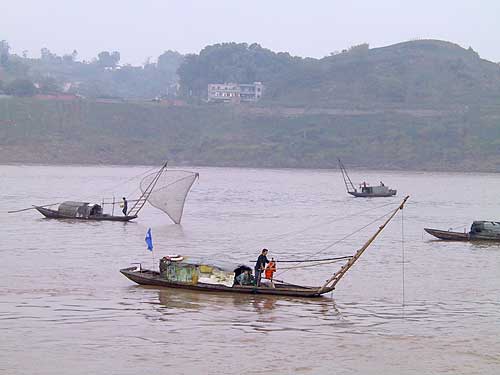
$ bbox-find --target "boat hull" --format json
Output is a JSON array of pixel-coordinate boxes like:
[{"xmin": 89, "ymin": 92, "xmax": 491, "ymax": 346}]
[
  {"xmin": 348, "ymin": 190, "xmax": 397, "ymax": 198},
  {"xmin": 424, "ymin": 228, "xmax": 469, "ymax": 241},
  {"xmin": 35, "ymin": 207, "xmax": 137, "ymax": 222},
  {"xmin": 120, "ymin": 267, "xmax": 330, "ymax": 298}
]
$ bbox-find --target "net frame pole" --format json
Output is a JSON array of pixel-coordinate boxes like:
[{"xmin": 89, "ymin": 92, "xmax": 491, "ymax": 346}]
[
  {"xmin": 338, "ymin": 159, "xmax": 356, "ymax": 193},
  {"xmin": 127, "ymin": 161, "xmax": 168, "ymax": 216},
  {"xmin": 317, "ymin": 196, "xmax": 409, "ymax": 294}
]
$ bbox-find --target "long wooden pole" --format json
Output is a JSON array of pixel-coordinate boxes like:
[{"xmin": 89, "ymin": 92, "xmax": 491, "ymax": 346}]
[
  {"xmin": 317, "ymin": 195, "xmax": 409, "ymax": 294},
  {"xmin": 338, "ymin": 159, "xmax": 356, "ymax": 193},
  {"xmin": 127, "ymin": 161, "xmax": 168, "ymax": 216},
  {"xmin": 8, "ymin": 202, "xmax": 60, "ymax": 214}
]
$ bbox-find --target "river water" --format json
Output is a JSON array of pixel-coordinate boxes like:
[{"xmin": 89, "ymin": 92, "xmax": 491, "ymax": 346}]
[{"xmin": 1, "ymin": 165, "xmax": 499, "ymax": 375}]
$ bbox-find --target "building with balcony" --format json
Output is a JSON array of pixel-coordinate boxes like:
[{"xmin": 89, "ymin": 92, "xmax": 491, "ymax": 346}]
[{"xmin": 207, "ymin": 82, "xmax": 263, "ymax": 103}]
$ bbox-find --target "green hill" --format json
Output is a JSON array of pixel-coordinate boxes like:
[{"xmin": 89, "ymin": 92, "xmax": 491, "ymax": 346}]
[{"xmin": 179, "ymin": 40, "xmax": 500, "ymax": 108}]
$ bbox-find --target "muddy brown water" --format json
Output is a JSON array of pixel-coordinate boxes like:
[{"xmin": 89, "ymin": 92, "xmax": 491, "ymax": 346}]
[{"xmin": 1, "ymin": 165, "xmax": 499, "ymax": 374}]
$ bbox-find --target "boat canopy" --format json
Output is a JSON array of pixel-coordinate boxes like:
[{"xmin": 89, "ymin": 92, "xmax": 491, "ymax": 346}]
[
  {"xmin": 58, "ymin": 201, "xmax": 102, "ymax": 218},
  {"xmin": 361, "ymin": 185, "xmax": 393, "ymax": 194},
  {"xmin": 471, "ymin": 221, "xmax": 500, "ymax": 234},
  {"xmin": 159, "ymin": 257, "xmax": 248, "ymax": 287}
]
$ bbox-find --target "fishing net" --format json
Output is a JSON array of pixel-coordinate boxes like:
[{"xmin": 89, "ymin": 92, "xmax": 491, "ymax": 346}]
[{"xmin": 140, "ymin": 170, "xmax": 198, "ymax": 224}]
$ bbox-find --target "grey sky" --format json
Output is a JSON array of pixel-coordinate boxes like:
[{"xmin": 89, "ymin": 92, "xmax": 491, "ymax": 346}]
[{"xmin": 3, "ymin": 0, "xmax": 500, "ymax": 64}]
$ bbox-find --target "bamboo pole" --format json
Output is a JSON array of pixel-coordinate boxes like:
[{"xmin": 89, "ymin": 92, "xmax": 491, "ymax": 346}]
[
  {"xmin": 318, "ymin": 195, "xmax": 409, "ymax": 294},
  {"xmin": 8, "ymin": 203, "xmax": 60, "ymax": 214}
]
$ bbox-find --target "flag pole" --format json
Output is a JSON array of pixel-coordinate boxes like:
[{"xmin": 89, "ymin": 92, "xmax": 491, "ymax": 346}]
[
  {"xmin": 145, "ymin": 228, "xmax": 155, "ymax": 270},
  {"xmin": 152, "ymin": 248, "xmax": 155, "ymax": 270}
]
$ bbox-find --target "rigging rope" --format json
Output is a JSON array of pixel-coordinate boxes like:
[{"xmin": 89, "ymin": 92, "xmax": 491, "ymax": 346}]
[
  {"xmin": 277, "ymin": 257, "xmax": 351, "ymax": 271},
  {"xmin": 106, "ymin": 164, "xmax": 160, "ymax": 195},
  {"xmin": 258, "ymin": 201, "xmax": 395, "ymax": 245},
  {"xmin": 276, "ymin": 207, "xmax": 395, "ymax": 278},
  {"xmin": 275, "ymin": 256, "xmax": 353, "ymax": 263},
  {"xmin": 401, "ymin": 206, "xmax": 405, "ymax": 313}
]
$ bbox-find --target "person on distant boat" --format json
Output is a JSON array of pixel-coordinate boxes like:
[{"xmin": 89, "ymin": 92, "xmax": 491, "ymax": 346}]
[
  {"xmin": 380, "ymin": 181, "xmax": 385, "ymax": 186},
  {"xmin": 122, "ymin": 197, "xmax": 128, "ymax": 216},
  {"xmin": 255, "ymin": 248, "xmax": 269, "ymax": 287}
]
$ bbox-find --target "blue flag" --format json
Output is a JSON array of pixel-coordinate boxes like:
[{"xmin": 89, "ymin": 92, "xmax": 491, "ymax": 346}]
[{"xmin": 145, "ymin": 228, "xmax": 153, "ymax": 251}]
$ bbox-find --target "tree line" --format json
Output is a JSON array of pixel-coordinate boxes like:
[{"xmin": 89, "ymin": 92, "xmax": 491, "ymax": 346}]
[{"xmin": 0, "ymin": 39, "xmax": 183, "ymax": 98}]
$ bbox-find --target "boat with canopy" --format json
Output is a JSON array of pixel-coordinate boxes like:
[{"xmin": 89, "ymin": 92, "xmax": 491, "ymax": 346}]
[
  {"xmin": 121, "ymin": 196, "xmax": 409, "ymax": 298},
  {"xmin": 9, "ymin": 162, "xmax": 199, "ymax": 223},
  {"xmin": 339, "ymin": 159, "xmax": 396, "ymax": 198},
  {"xmin": 425, "ymin": 221, "xmax": 500, "ymax": 241}
]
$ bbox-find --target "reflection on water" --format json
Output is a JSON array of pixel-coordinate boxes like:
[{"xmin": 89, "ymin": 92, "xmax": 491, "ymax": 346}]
[{"xmin": 1, "ymin": 165, "xmax": 499, "ymax": 374}]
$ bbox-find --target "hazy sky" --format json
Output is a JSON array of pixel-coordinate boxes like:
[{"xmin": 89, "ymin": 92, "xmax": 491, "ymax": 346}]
[{"xmin": 3, "ymin": 0, "xmax": 500, "ymax": 64}]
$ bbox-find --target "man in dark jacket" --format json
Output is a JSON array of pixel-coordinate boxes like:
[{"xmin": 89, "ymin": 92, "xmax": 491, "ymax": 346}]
[
  {"xmin": 254, "ymin": 248, "xmax": 269, "ymax": 286},
  {"xmin": 122, "ymin": 197, "xmax": 128, "ymax": 216}
]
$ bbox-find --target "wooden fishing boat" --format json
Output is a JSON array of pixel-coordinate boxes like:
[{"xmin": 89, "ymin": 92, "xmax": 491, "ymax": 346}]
[
  {"xmin": 425, "ymin": 221, "xmax": 500, "ymax": 241},
  {"xmin": 121, "ymin": 196, "xmax": 409, "ymax": 298},
  {"xmin": 423, "ymin": 228, "xmax": 469, "ymax": 241},
  {"xmin": 339, "ymin": 159, "xmax": 396, "ymax": 197},
  {"xmin": 35, "ymin": 202, "xmax": 137, "ymax": 221},
  {"xmin": 10, "ymin": 162, "xmax": 199, "ymax": 223}
]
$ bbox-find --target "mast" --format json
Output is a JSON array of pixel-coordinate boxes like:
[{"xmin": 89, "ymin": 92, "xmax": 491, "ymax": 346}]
[
  {"xmin": 338, "ymin": 159, "xmax": 356, "ymax": 193},
  {"xmin": 317, "ymin": 195, "xmax": 409, "ymax": 294},
  {"xmin": 126, "ymin": 161, "xmax": 168, "ymax": 217}
]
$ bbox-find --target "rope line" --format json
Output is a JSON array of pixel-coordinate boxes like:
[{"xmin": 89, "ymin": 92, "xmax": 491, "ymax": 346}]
[
  {"xmin": 402, "ymin": 206, "xmax": 405, "ymax": 312},
  {"xmin": 259, "ymin": 201, "xmax": 395, "ymax": 245},
  {"xmin": 275, "ymin": 256, "xmax": 353, "ymax": 263},
  {"xmin": 276, "ymin": 207, "xmax": 395, "ymax": 278},
  {"xmin": 277, "ymin": 258, "xmax": 351, "ymax": 271}
]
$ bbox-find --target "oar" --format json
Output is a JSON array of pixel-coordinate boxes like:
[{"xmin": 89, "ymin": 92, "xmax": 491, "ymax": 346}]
[{"xmin": 7, "ymin": 202, "xmax": 60, "ymax": 214}]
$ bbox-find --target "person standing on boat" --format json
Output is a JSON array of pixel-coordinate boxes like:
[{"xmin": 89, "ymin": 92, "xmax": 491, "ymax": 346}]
[
  {"xmin": 122, "ymin": 197, "xmax": 128, "ymax": 216},
  {"xmin": 254, "ymin": 248, "xmax": 269, "ymax": 287},
  {"xmin": 264, "ymin": 258, "xmax": 277, "ymax": 281}
]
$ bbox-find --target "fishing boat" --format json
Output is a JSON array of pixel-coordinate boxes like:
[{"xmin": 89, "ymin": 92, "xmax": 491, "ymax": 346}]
[
  {"xmin": 11, "ymin": 162, "xmax": 199, "ymax": 223},
  {"xmin": 339, "ymin": 159, "xmax": 396, "ymax": 197},
  {"xmin": 35, "ymin": 201, "xmax": 137, "ymax": 221},
  {"xmin": 425, "ymin": 221, "xmax": 500, "ymax": 241},
  {"xmin": 121, "ymin": 196, "xmax": 409, "ymax": 298}
]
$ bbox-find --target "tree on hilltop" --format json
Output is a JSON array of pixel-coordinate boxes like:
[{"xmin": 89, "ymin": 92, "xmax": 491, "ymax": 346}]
[{"xmin": 97, "ymin": 51, "xmax": 120, "ymax": 68}]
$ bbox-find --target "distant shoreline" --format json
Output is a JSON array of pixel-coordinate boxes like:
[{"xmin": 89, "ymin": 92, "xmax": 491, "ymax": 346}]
[{"xmin": 0, "ymin": 161, "xmax": 498, "ymax": 175}]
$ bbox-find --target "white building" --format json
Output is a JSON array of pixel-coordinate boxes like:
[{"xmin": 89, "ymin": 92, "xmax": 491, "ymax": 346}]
[{"xmin": 207, "ymin": 82, "xmax": 263, "ymax": 103}]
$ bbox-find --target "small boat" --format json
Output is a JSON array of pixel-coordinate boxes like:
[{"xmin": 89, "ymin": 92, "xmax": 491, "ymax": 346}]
[
  {"xmin": 338, "ymin": 159, "xmax": 396, "ymax": 197},
  {"xmin": 425, "ymin": 221, "xmax": 500, "ymax": 241},
  {"xmin": 12, "ymin": 162, "xmax": 199, "ymax": 223},
  {"xmin": 121, "ymin": 196, "xmax": 409, "ymax": 298},
  {"xmin": 35, "ymin": 201, "xmax": 137, "ymax": 221}
]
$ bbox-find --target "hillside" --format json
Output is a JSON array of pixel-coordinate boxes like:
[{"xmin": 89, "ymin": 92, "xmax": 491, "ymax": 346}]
[
  {"xmin": 1, "ymin": 39, "xmax": 499, "ymax": 171},
  {"xmin": 0, "ymin": 97, "xmax": 498, "ymax": 172},
  {"xmin": 179, "ymin": 40, "xmax": 500, "ymax": 108}
]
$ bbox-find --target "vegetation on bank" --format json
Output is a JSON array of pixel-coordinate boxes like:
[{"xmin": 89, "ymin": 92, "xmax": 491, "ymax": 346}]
[
  {"xmin": 0, "ymin": 97, "xmax": 498, "ymax": 172},
  {"xmin": 0, "ymin": 40, "xmax": 182, "ymax": 99}
]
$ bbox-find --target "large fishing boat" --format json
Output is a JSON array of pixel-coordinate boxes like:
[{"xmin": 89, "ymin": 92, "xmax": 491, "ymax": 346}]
[
  {"xmin": 121, "ymin": 196, "xmax": 409, "ymax": 298},
  {"xmin": 425, "ymin": 221, "xmax": 500, "ymax": 241},
  {"xmin": 339, "ymin": 159, "xmax": 396, "ymax": 197},
  {"xmin": 11, "ymin": 162, "xmax": 199, "ymax": 224}
]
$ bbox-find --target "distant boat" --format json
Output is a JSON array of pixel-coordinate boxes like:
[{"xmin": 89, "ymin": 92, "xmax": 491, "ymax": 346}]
[
  {"xmin": 338, "ymin": 159, "xmax": 396, "ymax": 197},
  {"xmin": 425, "ymin": 221, "xmax": 500, "ymax": 241},
  {"xmin": 20, "ymin": 162, "xmax": 199, "ymax": 223},
  {"xmin": 121, "ymin": 197, "xmax": 410, "ymax": 298}
]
